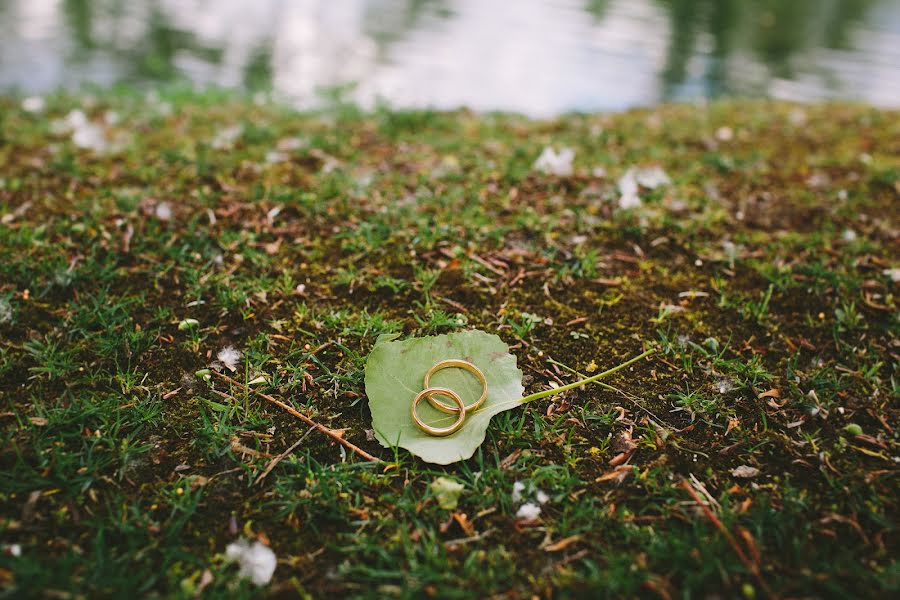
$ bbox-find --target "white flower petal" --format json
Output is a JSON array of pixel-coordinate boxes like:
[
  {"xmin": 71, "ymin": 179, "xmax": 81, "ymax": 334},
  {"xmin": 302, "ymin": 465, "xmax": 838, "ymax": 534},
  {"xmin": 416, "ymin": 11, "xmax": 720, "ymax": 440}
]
[
  {"xmin": 22, "ymin": 96, "xmax": 45, "ymax": 113},
  {"xmin": 533, "ymin": 146, "xmax": 575, "ymax": 177},
  {"xmin": 212, "ymin": 125, "xmax": 243, "ymax": 150},
  {"xmin": 511, "ymin": 481, "xmax": 525, "ymax": 503},
  {"xmin": 618, "ymin": 192, "xmax": 642, "ymax": 209},
  {"xmin": 217, "ymin": 346, "xmax": 243, "ymax": 372},
  {"xmin": 225, "ymin": 539, "xmax": 276, "ymax": 586},
  {"xmin": 155, "ymin": 202, "xmax": 173, "ymax": 222},
  {"xmin": 634, "ymin": 166, "xmax": 670, "ymax": 189},
  {"xmin": 516, "ymin": 502, "xmax": 541, "ymax": 522}
]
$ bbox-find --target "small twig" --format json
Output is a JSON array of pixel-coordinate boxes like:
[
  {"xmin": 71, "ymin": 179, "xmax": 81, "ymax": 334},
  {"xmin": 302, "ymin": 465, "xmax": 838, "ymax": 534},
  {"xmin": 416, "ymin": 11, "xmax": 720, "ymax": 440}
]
[
  {"xmin": 551, "ymin": 548, "xmax": 590, "ymax": 569},
  {"xmin": 207, "ymin": 466, "xmax": 244, "ymax": 483},
  {"xmin": 434, "ymin": 294, "xmax": 469, "ymax": 314},
  {"xmin": 444, "ymin": 527, "xmax": 496, "ymax": 548},
  {"xmin": 307, "ymin": 341, "xmax": 333, "ymax": 358},
  {"xmin": 211, "ymin": 371, "xmax": 380, "ymax": 462},
  {"xmin": 255, "ymin": 426, "xmax": 316, "ymax": 485},
  {"xmin": 688, "ymin": 473, "xmax": 721, "ymax": 512},
  {"xmin": 680, "ymin": 480, "xmax": 774, "ymax": 598}
]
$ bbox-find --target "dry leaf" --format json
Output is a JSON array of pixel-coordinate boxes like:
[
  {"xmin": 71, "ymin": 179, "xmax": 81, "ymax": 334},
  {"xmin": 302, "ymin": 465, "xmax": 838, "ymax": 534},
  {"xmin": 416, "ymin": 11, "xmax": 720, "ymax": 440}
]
[
  {"xmin": 731, "ymin": 465, "xmax": 760, "ymax": 478},
  {"xmin": 611, "ymin": 431, "xmax": 637, "ymax": 454},
  {"xmin": 596, "ymin": 465, "xmax": 632, "ymax": 483},
  {"xmin": 451, "ymin": 512, "xmax": 475, "ymax": 536}
]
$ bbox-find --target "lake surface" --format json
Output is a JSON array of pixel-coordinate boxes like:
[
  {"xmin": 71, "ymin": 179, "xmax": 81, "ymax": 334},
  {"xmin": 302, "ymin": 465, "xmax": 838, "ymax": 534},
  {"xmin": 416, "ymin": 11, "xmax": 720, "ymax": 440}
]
[{"xmin": 2, "ymin": 0, "xmax": 899, "ymax": 115}]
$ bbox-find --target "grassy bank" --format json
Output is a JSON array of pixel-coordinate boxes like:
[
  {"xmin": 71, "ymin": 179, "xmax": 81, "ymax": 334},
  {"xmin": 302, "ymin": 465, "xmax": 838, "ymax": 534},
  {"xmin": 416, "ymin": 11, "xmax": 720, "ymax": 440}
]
[{"xmin": 0, "ymin": 91, "xmax": 898, "ymax": 598}]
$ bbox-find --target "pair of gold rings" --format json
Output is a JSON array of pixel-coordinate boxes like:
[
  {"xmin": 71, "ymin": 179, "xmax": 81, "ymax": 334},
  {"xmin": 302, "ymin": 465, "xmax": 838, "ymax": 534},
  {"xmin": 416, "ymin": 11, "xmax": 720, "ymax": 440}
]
[{"xmin": 411, "ymin": 359, "xmax": 488, "ymax": 437}]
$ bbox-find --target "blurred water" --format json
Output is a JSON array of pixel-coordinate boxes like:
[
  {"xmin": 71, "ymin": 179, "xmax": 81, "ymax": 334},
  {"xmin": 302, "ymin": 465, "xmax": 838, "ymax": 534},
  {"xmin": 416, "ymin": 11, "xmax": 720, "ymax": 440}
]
[{"xmin": 1, "ymin": 0, "xmax": 899, "ymax": 115}]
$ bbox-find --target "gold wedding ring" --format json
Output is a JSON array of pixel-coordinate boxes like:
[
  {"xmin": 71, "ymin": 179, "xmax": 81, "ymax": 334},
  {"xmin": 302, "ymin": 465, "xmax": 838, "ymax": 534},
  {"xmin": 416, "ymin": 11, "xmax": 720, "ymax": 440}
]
[
  {"xmin": 423, "ymin": 359, "xmax": 488, "ymax": 414},
  {"xmin": 411, "ymin": 387, "xmax": 466, "ymax": 437}
]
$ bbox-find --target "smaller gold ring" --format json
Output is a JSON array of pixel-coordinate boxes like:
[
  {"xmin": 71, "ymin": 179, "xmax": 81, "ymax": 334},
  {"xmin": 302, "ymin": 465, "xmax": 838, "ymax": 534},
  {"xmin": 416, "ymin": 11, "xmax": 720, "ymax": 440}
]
[
  {"xmin": 423, "ymin": 359, "xmax": 488, "ymax": 414},
  {"xmin": 411, "ymin": 387, "xmax": 466, "ymax": 437}
]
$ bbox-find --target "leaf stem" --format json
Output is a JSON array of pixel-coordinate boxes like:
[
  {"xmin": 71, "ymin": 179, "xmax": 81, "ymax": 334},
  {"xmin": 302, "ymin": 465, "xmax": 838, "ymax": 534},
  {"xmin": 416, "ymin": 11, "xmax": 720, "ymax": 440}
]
[{"xmin": 520, "ymin": 348, "xmax": 656, "ymax": 404}]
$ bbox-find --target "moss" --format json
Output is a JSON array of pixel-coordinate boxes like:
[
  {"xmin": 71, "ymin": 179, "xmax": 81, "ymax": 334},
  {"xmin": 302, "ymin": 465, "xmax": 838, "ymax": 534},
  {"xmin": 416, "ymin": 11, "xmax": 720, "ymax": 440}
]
[{"xmin": 0, "ymin": 90, "xmax": 897, "ymax": 598}]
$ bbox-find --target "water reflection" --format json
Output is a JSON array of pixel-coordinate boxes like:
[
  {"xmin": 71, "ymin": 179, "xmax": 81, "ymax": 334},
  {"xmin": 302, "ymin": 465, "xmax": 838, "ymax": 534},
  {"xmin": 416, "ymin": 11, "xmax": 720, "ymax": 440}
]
[{"xmin": 1, "ymin": 0, "xmax": 898, "ymax": 114}]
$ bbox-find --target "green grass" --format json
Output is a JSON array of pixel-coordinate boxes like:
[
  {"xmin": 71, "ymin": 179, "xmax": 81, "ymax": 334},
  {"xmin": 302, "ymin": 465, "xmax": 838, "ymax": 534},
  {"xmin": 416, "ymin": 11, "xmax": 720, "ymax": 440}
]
[{"xmin": 0, "ymin": 89, "xmax": 898, "ymax": 598}]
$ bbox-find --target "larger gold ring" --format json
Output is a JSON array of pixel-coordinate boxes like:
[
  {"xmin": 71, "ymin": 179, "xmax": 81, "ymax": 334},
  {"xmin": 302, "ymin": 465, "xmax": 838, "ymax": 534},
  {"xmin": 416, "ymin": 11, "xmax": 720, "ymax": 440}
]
[
  {"xmin": 423, "ymin": 359, "xmax": 488, "ymax": 414},
  {"xmin": 411, "ymin": 387, "xmax": 466, "ymax": 436}
]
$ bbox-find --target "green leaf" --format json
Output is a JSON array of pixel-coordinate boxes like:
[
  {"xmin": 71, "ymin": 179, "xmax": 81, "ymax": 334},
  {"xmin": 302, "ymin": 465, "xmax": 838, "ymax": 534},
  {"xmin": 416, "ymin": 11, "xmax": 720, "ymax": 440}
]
[
  {"xmin": 430, "ymin": 477, "xmax": 465, "ymax": 510},
  {"xmin": 178, "ymin": 318, "xmax": 199, "ymax": 331},
  {"xmin": 843, "ymin": 423, "xmax": 863, "ymax": 436},
  {"xmin": 365, "ymin": 330, "xmax": 525, "ymax": 464}
]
